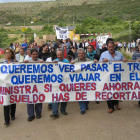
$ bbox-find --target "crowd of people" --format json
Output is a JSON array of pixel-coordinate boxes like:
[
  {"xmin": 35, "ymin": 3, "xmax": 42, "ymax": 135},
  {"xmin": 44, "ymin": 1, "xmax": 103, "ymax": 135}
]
[{"xmin": 2, "ymin": 37, "xmax": 140, "ymax": 126}]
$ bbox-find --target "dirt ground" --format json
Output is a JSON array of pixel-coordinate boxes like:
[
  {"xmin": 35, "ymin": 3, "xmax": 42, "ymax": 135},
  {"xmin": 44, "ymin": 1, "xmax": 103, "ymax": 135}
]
[{"xmin": 0, "ymin": 101, "xmax": 140, "ymax": 140}]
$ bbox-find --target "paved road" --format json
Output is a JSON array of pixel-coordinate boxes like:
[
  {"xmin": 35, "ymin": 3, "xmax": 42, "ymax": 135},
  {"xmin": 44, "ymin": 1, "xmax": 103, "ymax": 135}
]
[{"xmin": 0, "ymin": 101, "xmax": 140, "ymax": 140}]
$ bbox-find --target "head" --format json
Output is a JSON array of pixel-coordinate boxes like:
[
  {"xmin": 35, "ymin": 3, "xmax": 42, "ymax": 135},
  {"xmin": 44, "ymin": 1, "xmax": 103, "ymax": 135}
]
[
  {"xmin": 66, "ymin": 55, "xmax": 72, "ymax": 62},
  {"xmin": 45, "ymin": 45, "xmax": 49, "ymax": 52},
  {"xmin": 102, "ymin": 43, "xmax": 106, "ymax": 48},
  {"xmin": 27, "ymin": 48, "xmax": 31, "ymax": 57},
  {"xmin": 23, "ymin": 40, "xmax": 26, "ymax": 44},
  {"xmin": 106, "ymin": 38, "xmax": 114, "ymax": 45},
  {"xmin": 19, "ymin": 48, "xmax": 25, "ymax": 56},
  {"xmin": 56, "ymin": 48, "xmax": 64, "ymax": 61},
  {"xmin": 58, "ymin": 43, "xmax": 62, "ymax": 48},
  {"xmin": 138, "ymin": 43, "xmax": 140, "ymax": 51},
  {"xmin": 77, "ymin": 48, "xmax": 86, "ymax": 60},
  {"xmin": 51, "ymin": 47, "xmax": 55, "ymax": 52},
  {"xmin": 10, "ymin": 43, "xmax": 13, "ymax": 46},
  {"xmin": 107, "ymin": 41, "xmax": 115, "ymax": 54},
  {"xmin": 87, "ymin": 45, "xmax": 94, "ymax": 53},
  {"xmin": 31, "ymin": 49, "xmax": 38, "ymax": 61},
  {"xmin": 41, "ymin": 41, "xmax": 45, "ymax": 45},
  {"xmin": 4, "ymin": 48, "xmax": 15, "ymax": 60},
  {"xmin": 42, "ymin": 44, "xmax": 49, "ymax": 52},
  {"xmin": 63, "ymin": 44, "xmax": 67, "ymax": 50}
]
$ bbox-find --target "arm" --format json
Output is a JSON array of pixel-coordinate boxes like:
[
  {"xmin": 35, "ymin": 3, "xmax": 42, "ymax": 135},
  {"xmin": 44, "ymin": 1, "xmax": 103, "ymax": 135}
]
[{"xmin": 132, "ymin": 53, "xmax": 136, "ymax": 60}]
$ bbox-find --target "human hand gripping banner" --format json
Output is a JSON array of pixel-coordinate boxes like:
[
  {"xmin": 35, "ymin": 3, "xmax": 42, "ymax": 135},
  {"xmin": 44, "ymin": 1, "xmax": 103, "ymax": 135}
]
[{"xmin": 0, "ymin": 61, "xmax": 140, "ymax": 105}]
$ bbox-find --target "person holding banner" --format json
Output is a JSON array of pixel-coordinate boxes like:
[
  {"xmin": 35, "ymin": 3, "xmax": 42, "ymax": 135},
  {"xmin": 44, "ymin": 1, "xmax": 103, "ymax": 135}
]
[
  {"xmin": 99, "ymin": 39, "xmax": 127, "ymax": 113},
  {"xmin": 2, "ymin": 48, "xmax": 16, "ymax": 126},
  {"xmin": 86, "ymin": 45, "xmax": 100, "ymax": 104},
  {"xmin": 25, "ymin": 49, "xmax": 44, "ymax": 121},
  {"xmin": 132, "ymin": 43, "xmax": 140, "ymax": 106},
  {"xmin": 71, "ymin": 48, "xmax": 98, "ymax": 114},
  {"xmin": 50, "ymin": 48, "xmax": 69, "ymax": 119}
]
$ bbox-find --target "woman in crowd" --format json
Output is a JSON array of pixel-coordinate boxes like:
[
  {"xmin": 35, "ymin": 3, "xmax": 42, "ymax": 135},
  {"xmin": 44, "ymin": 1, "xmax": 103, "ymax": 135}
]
[
  {"xmin": 86, "ymin": 45, "xmax": 100, "ymax": 104},
  {"xmin": 86, "ymin": 45, "xmax": 100, "ymax": 61},
  {"xmin": 3, "ymin": 48, "xmax": 16, "ymax": 126}
]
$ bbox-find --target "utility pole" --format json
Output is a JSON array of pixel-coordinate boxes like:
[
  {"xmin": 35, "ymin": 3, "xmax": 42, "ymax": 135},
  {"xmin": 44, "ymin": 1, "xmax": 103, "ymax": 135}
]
[
  {"xmin": 24, "ymin": 19, "xmax": 25, "ymax": 26},
  {"xmin": 129, "ymin": 15, "xmax": 131, "ymax": 42},
  {"xmin": 73, "ymin": 15, "xmax": 74, "ymax": 24},
  {"xmin": 129, "ymin": 21, "xmax": 131, "ymax": 42},
  {"xmin": 48, "ymin": 18, "xmax": 49, "ymax": 25}
]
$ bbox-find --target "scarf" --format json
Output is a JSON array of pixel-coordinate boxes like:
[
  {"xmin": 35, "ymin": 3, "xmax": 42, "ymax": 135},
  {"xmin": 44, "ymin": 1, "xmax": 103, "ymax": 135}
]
[{"xmin": 87, "ymin": 51, "xmax": 96, "ymax": 60}]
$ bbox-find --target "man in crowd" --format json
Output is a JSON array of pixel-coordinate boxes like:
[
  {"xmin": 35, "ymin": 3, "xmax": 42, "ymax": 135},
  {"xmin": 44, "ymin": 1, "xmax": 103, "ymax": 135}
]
[
  {"xmin": 25, "ymin": 48, "xmax": 44, "ymax": 121},
  {"xmin": 24, "ymin": 48, "xmax": 32, "ymax": 62},
  {"xmin": 15, "ymin": 48, "xmax": 26, "ymax": 62},
  {"xmin": 50, "ymin": 48, "xmax": 69, "ymax": 119},
  {"xmin": 38, "ymin": 44, "xmax": 51, "ymax": 61},
  {"xmin": 99, "ymin": 39, "xmax": 127, "ymax": 113},
  {"xmin": 21, "ymin": 40, "xmax": 28, "ymax": 52},
  {"xmin": 71, "ymin": 48, "xmax": 97, "ymax": 115},
  {"xmin": 39, "ymin": 41, "xmax": 45, "ymax": 53},
  {"xmin": 79, "ymin": 39, "xmax": 85, "ymax": 51}
]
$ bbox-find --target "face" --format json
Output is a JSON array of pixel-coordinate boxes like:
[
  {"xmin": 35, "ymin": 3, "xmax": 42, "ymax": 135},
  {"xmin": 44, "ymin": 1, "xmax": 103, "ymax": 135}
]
[
  {"xmin": 51, "ymin": 48, "xmax": 54, "ymax": 52},
  {"xmin": 20, "ymin": 49, "xmax": 25, "ymax": 55},
  {"xmin": 63, "ymin": 45, "xmax": 67, "ymax": 50},
  {"xmin": 41, "ymin": 41, "xmax": 45, "ymax": 45},
  {"xmin": 138, "ymin": 45, "xmax": 140, "ymax": 50},
  {"xmin": 59, "ymin": 44, "xmax": 61, "ymax": 48},
  {"xmin": 5, "ymin": 50, "xmax": 13, "ymax": 59},
  {"xmin": 27, "ymin": 50, "xmax": 31, "ymax": 56},
  {"xmin": 87, "ymin": 46, "xmax": 93, "ymax": 53},
  {"xmin": 45, "ymin": 46, "xmax": 49, "ymax": 52},
  {"xmin": 31, "ymin": 52, "xmax": 38, "ymax": 61},
  {"xmin": 78, "ymin": 51, "xmax": 85, "ymax": 60},
  {"xmin": 108, "ymin": 43, "xmax": 115, "ymax": 54},
  {"xmin": 57, "ymin": 51, "xmax": 63, "ymax": 61}
]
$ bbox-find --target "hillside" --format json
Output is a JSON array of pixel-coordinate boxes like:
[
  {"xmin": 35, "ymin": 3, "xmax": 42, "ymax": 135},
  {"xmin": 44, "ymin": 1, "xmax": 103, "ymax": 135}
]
[{"xmin": 0, "ymin": 0, "xmax": 139, "ymax": 25}]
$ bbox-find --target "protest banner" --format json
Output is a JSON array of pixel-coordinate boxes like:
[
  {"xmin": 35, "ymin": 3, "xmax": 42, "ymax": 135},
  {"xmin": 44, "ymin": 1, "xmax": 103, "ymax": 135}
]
[
  {"xmin": 96, "ymin": 35, "xmax": 110, "ymax": 44},
  {"xmin": 55, "ymin": 27, "xmax": 68, "ymax": 40},
  {"xmin": 0, "ymin": 61, "xmax": 140, "ymax": 105}
]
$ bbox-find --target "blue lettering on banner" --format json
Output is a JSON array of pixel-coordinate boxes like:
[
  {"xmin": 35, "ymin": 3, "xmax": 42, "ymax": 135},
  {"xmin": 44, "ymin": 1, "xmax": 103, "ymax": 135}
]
[
  {"xmin": 59, "ymin": 64, "xmax": 75, "ymax": 72},
  {"xmin": 11, "ymin": 74, "xmax": 63, "ymax": 85},
  {"xmin": 20, "ymin": 64, "xmax": 26, "ymax": 73},
  {"xmin": 114, "ymin": 63, "xmax": 124, "ymax": 72},
  {"xmin": 38, "ymin": 75, "xmax": 43, "ymax": 83},
  {"xmin": 110, "ymin": 73, "xmax": 121, "ymax": 81},
  {"xmin": 15, "ymin": 65, "xmax": 20, "ymax": 73},
  {"xmin": 1, "ymin": 65, "xmax": 8, "ymax": 74},
  {"xmin": 69, "ymin": 73, "xmax": 101, "ymax": 82},
  {"xmin": 127, "ymin": 63, "xmax": 140, "ymax": 72},
  {"xmin": 81, "ymin": 63, "xmax": 108, "ymax": 72},
  {"xmin": 27, "ymin": 65, "xmax": 32, "ymax": 73},
  {"xmin": 33, "ymin": 64, "xmax": 40, "ymax": 73},
  {"xmin": 25, "ymin": 75, "xmax": 31, "ymax": 83},
  {"xmin": 31, "ymin": 75, "xmax": 37, "ymax": 83},
  {"xmin": 130, "ymin": 73, "xmax": 140, "ymax": 81},
  {"xmin": 48, "ymin": 64, "xmax": 53, "ymax": 73}
]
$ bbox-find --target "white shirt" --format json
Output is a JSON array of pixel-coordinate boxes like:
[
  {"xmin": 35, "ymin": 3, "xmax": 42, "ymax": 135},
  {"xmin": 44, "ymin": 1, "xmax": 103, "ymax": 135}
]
[{"xmin": 24, "ymin": 55, "xmax": 32, "ymax": 61}]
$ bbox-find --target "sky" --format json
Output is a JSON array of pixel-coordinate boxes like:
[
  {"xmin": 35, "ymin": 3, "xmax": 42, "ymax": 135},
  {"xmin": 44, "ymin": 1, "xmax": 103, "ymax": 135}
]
[{"xmin": 0, "ymin": 0, "xmax": 55, "ymax": 3}]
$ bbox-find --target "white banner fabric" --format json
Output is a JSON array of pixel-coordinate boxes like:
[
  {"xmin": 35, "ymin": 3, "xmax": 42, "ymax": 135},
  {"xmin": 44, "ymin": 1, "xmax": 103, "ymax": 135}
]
[{"xmin": 0, "ymin": 61, "xmax": 140, "ymax": 105}]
